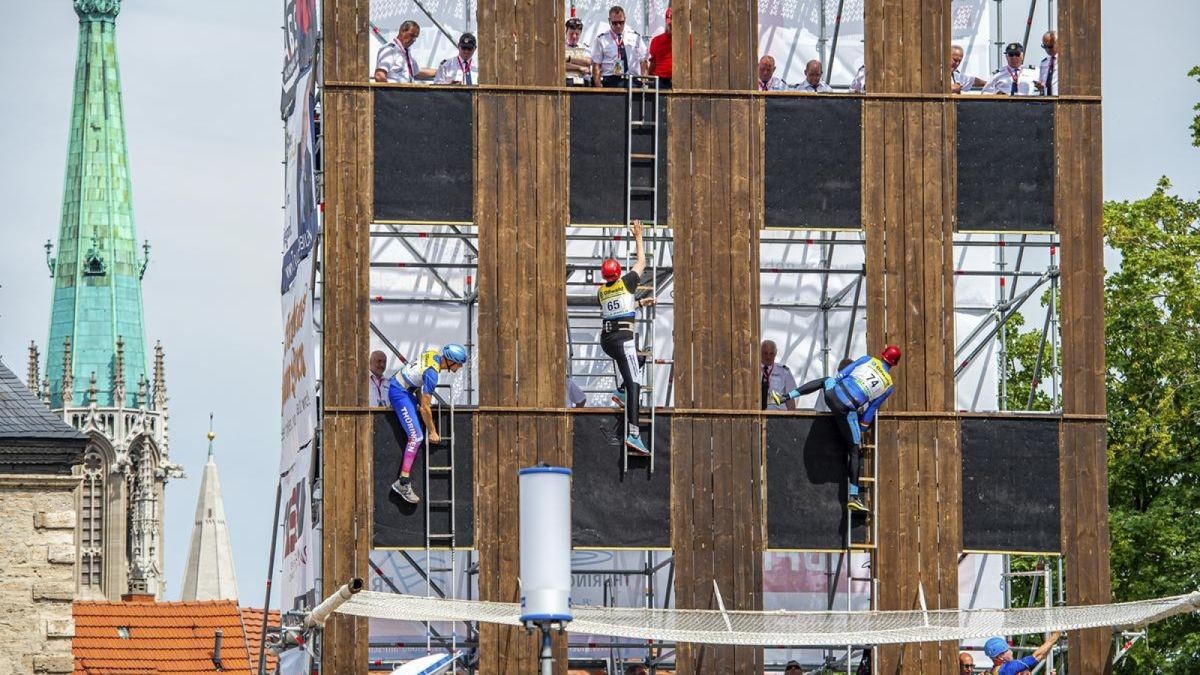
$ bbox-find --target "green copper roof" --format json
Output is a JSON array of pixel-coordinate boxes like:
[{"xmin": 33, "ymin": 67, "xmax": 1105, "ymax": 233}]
[{"xmin": 46, "ymin": 0, "xmax": 147, "ymax": 408}]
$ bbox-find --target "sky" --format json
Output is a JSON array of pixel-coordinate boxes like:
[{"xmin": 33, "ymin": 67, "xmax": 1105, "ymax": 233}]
[{"xmin": 0, "ymin": 0, "xmax": 1197, "ymax": 607}]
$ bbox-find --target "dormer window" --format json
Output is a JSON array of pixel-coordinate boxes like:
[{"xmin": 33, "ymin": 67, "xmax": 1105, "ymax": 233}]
[{"xmin": 83, "ymin": 246, "xmax": 107, "ymax": 276}]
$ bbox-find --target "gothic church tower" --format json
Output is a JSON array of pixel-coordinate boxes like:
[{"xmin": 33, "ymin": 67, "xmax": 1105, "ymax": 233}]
[{"xmin": 30, "ymin": 0, "xmax": 182, "ymax": 600}]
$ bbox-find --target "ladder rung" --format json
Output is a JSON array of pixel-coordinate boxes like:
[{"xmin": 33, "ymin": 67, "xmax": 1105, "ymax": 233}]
[
  {"xmin": 630, "ymin": 120, "xmax": 656, "ymax": 128},
  {"xmin": 428, "ymin": 466, "xmax": 454, "ymax": 472},
  {"xmin": 429, "ymin": 567, "xmax": 454, "ymax": 573},
  {"xmin": 629, "ymin": 186, "xmax": 656, "ymax": 193},
  {"xmin": 850, "ymin": 542, "xmax": 877, "ymax": 550},
  {"xmin": 848, "ymin": 576, "xmax": 874, "ymax": 582},
  {"xmin": 858, "ymin": 477, "xmax": 875, "ymax": 483},
  {"xmin": 629, "ymin": 153, "xmax": 656, "ymax": 161},
  {"xmin": 428, "ymin": 500, "xmax": 454, "ymax": 506},
  {"xmin": 428, "ymin": 533, "xmax": 455, "ymax": 539}
]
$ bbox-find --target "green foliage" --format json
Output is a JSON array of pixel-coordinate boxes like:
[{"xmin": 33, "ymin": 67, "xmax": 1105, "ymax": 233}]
[
  {"xmin": 1105, "ymin": 178, "xmax": 1200, "ymax": 673},
  {"xmin": 1191, "ymin": 66, "xmax": 1200, "ymax": 147},
  {"xmin": 1002, "ymin": 291, "xmax": 1058, "ymax": 412}
]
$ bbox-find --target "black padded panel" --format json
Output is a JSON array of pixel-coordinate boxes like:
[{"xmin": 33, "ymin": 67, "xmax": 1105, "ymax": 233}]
[
  {"xmin": 961, "ymin": 417, "xmax": 1060, "ymax": 552},
  {"xmin": 373, "ymin": 409, "xmax": 474, "ymax": 548},
  {"xmin": 764, "ymin": 97, "xmax": 862, "ymax": 230},
  {"xmin": 571, "ymin": 412, "xmax": 671, "ymax": 548},
  {"xmin": 956, "ymin": 100, "xmax": 1055, "ymax": 231},
  {"xmin": 569, "ymin": 92, "xmax": 668, "ymax": 225},
  {"xmin": 374, "ymin": 88, "xmax": 474, "ymax": 222},
  {"xmin": 765, "ymin": 415, "xmax": 866, "ymax": 549}
]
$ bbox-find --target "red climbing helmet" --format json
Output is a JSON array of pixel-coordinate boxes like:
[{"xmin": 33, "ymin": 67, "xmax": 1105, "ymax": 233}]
[
  {"xmin": 880, "ymin": 345, "xmax": 902, "ymax": 367},
  {"xmin": 601, "ymin": 258, "xmax": 622, "ymax": 282}
]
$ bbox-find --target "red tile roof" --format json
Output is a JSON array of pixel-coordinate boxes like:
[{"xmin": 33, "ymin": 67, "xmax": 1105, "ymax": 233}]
[
  {"xmin": 74, "ymin": 600, "xmax": 258, "ymax": 674},
  {"xmin": 240, "ymin": 607, "xmax": 281, "ymax": 674}
]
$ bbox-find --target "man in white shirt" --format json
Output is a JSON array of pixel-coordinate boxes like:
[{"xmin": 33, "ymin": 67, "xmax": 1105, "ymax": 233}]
[
  {"xmin": 434, "ymin": 33, "xmax": 478, "ymax": 85},
  {"xmin": 981, "ymin": 43, "xmax": 1038, "ymax": 96},
  {"xmin": 761, "ymin": 340, "xmax": 797, "ymax": 411},
  {"xmin": 849, "ymin": 64, "xmax": 866, "ymax": 93},
  {"xmin": 374, "ymin": 20, "xmax": 437, "ymax": 83},
  {"xmin": 369, "ymin": 350, "xmax": 389, "ymax": 407},
  {"xmin": 950, "ymin": 45, "xmax": 986, "ymax": 94},
  {"xmin": 756, "ymin": 56, "xmax": 787, "ymax": 91},
  {"xmin": 565, "ymin": 18, "xmax": 592, "ymax": 86},
  {"xmin": 590, "ymin": 5, "xmax": 648, "ymax": 88},
  {"xmin": 793, "ymin": 59, "xmax": 832, "ymax": 92},
  {"xmin": 567, "ymin": 378, "xmax": 587, "ymax": 408},
  {"xmin": 1035, "ymin": 31, "xmax": 1059, "ymax": 96}
]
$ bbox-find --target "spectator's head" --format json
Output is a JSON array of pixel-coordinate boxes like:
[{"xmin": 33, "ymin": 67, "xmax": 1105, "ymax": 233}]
[
  {"xmin": 984, "ymin": 637, "xmax": 1012, "ymax": 662},
  {"xmin": 566, "ymin": 17, "xmax": 583, "ymax": 45},
  {"xmin": 757, "ymin": 55, "xmax": 776, "ymax": 83},
  {"xmin": 805, "ymin": 59, "xmax": 823, "ymax": 85},
  {"xmin": 958, "ymin": 651, "xmax": 974, "ymax": 673},
  {"xmin": 950, "ymin": 45, "xmax": 965, "ymax": 69},
  {"xmin": 369, "ymin": 350, "xmax": 387, "ymax": 377},
  {"xmin": 608, "ymin": 6, "xmax": 626, "ymax": 32},
  {"xmin": 1004, "ymin": 42, "xmax": 1024, "ymax": 68},
  {"xmin": 398, "ymin": 20, "xmax": 421, "ymax": 48},
  {"xmin": 760, "ymin": 340, "xmax": 778, "ymax": 366},
  {"xmin": 665, "ymin": 7, "xmax": 672, "ymax": 32},
  {"xmin": 457, "ymin": 33, "xmax": 477, "ymax": 60},
  {"xmin": 624, "ymin": 664, "xmax": 648, "ymax": 675},
  {"xmin": 785, "ymin": 660, "xmax": 803, "ymax": 673},
  {"xmin": 1041, "ymin": 30, "xmax": 1058, "ymax": 56}
]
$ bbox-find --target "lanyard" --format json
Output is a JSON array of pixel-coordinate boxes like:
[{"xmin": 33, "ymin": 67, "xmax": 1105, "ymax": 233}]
[{"xmin": 395, "ymin": 38, "xmax": 414, "ymax": 77}]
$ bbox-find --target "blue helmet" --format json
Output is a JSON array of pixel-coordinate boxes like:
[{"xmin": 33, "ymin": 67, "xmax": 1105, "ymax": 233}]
[
  {"xmin": 984, "ymin": 637, "xmax": 1010, "ymax": 659},
  {"xmin": 442, "ymin": 343, "xmax": 468, "ymax": 365}
]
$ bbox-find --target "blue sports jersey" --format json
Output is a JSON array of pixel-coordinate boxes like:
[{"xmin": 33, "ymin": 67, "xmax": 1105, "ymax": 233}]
[{"xmin": 996, "ymin": 655, "xmax": 1039, "ymax": 674}]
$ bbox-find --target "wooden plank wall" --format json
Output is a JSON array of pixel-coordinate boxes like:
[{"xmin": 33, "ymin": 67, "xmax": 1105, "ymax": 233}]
[
  {"xmin": 863, "ymin": 2, "xmax": 960, "ymax": 673},
  {"xmin": 321, "ymin": 2, "xmax": 373, "ymax": 674},
  {"xmin": 1057, "ymin": 1, "xmax": 1112, "ymax": 672},
  {"xmin": 472, "ymin": 0, "xmax": 569, "ymax": 671},
  {"xmin": 668, "ymin": 94, "xmax": 764, "ymax": 675}
]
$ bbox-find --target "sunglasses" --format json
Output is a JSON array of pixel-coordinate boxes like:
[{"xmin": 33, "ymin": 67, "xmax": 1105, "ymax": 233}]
[{"xmin": 610, "ymin": 19, "xmax": 625, "ymax": 25}]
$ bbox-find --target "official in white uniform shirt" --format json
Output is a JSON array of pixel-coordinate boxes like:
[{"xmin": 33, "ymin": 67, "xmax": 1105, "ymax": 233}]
[
  {"xmin": 434, "ymin": 33, "xmax": 479, "ymax": 85},
  {"xmin": 1036, "ymin": 31, "xmax": 1059, "ymax": 96},
  {"xmin": 590, "ymin": 6, "xmax": 648, "ymax": 87},
  {"xmin": 793, "ymin": 59, "xmax": 832, "ymax": 93},
  {"xmin": 369, "ymin": 350, "xmax": 390, "ymax": 407},
  {"xmin": 981, "ymin": 43, "xmax": 1038, "ymax": 96},
  {"xmin": 761, "ymin": 340, "xmax": 797, "ymax": 411},
  {"xmin": 756, "ymin": 56, "xmax": 787, "ymax": 91},
  {"xmin": 374, "ymin": 20, "xmax": 437, "ymax": 83}
]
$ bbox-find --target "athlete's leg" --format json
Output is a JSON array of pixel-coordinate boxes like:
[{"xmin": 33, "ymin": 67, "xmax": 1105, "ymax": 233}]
[
  {"xmin": 618, "ymin": 336, "xmax": 643, "ymax": 436},
  {"xmin": 776, "ymin": 376, "xmax": 834, "ymax": 404},
  {"xmin": 827, "ymin": 393, "xmax": 863, "ymax": 495},
  {"xmin": 388, "ymin": 384, "xmax": 424, "ymax": 479}
]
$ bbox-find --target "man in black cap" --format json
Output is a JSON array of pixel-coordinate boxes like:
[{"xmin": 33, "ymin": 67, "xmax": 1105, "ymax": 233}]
[
  {"xmin": 981, "ymin": 42, "xmax": 1037, "ymax": 95},
  {"xmin": 434, "ymin": 33, "xmax": 478, "ymax": 84},
  {"xmin": 785, "ymin": 659, "xmax": 804, "ymax": 673}
]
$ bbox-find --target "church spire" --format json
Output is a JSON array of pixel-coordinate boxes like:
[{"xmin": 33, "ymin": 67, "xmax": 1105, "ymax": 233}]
[
  {"xmin": 181, "ymin": 416, "xmax": 239, "ymax": 601},
  {"xmin": 46, "ymin": 0, "xmax": 149, "ymax": 409}
]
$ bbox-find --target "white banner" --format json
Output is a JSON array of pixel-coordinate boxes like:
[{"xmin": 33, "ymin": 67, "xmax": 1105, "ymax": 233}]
[
  {"xmin": 277, "ymin": 645, "xmax": 313, "ymax": 675},
  {"xmin": 280, "ymin": 440, "xmax": 318, "ymax": 612},
  {"xmin": 281, "ymin": 261, "xmax": 317, "ymax": 474}
]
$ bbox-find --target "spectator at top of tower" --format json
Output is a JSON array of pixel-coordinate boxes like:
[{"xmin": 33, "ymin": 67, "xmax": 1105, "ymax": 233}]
[
  {"xmin": 1035, "ymin": 30, "xmax": 1059, "ymax": 96},
  {"xmin": 950, "ymin": 45, "xmax": 986, "ymax": 93},
  {"xmin": 565, "ymin": 18, "xmax": 592, "ymax": 86},
  {"xmin": 756, "ymin": 55, "xmax": 787, "ymax": 91},
  {"xmin": 591, "ymin": 5, "xmax": 649, "ymax": 88},
  {"xmin": 433, "ymin": 33, "xmax": 479, "ymax": 85},
  {"xmin": 647, "ymin": 7, "xmax": 672, "ymax": 88},
  {"xmin": 374, "ymin": 20, "xmax": 437, "ymax": 83},
  {"xmin": 980, "ymin": 43, "xmax": 1038, "ymax": 96},
  {"xmin": 793, "ymin": 59, "xmax": 832, "ymax": 92}
]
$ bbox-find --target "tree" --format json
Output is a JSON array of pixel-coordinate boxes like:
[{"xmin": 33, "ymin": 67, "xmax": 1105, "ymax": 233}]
[
  {"xmin": 1105, "ymin": 178, "xmax": 1200, "ymax": 673},
  {"xmin": 1191, "ymin": 66, "xmax": 1200, "ymax": 147}
]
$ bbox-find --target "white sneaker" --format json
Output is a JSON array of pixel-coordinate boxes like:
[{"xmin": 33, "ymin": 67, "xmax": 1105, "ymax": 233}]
[{"xmin": 391, "ymin": 479, "xmax": 420, "ymax": 504}]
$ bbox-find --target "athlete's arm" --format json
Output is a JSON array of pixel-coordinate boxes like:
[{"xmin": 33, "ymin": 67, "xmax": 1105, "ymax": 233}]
[
  {"xmin": 1032, "ymin": 632, "xmax": 1061, "ymax": 662},
  {"xmin": 630, "ymin": 219, "xmax": 648, "ymax": 277},
  {"xmin": 419, "ymin": 390, "xmax": 441, "ymax": 443}
]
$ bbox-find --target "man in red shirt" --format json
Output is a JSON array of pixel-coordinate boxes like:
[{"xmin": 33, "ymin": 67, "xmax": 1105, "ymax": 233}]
[{"xmin": 648, "ymin": 7, "xmax": 671, "ymax": 88}]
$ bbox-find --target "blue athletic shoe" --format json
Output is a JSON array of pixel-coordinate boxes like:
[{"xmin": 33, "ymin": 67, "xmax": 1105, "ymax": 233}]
[
  {"xmin": 612, "ymin": 389, "xmax": 627, "ymax": 407},
  {"xmin": 624, "ymin": 434, "xmax": 650, "ymax": 456}
]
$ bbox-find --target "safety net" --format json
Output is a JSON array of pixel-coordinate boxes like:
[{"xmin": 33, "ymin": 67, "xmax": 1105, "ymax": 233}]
[{"xmin": 333, "ymin": 590, "xmax": 1200, "ymax": 646}]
